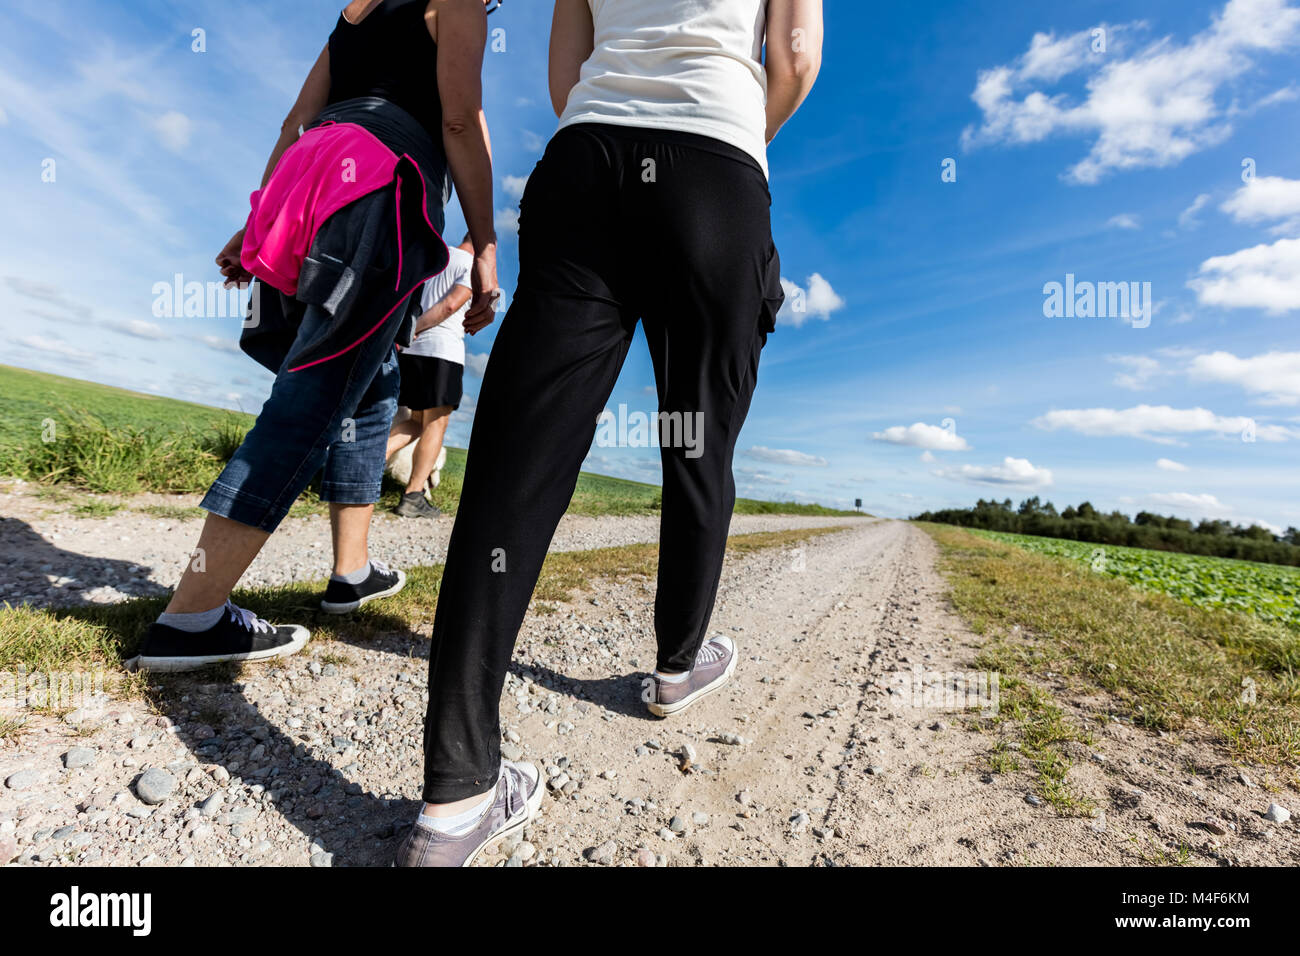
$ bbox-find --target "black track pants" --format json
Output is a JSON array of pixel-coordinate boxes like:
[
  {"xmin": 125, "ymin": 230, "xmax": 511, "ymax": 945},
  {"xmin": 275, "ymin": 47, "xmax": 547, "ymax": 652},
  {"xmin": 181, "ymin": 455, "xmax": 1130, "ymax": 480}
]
[{"xmin": 422, "ymin": 123, "xmax": 784, "ymax": 802}]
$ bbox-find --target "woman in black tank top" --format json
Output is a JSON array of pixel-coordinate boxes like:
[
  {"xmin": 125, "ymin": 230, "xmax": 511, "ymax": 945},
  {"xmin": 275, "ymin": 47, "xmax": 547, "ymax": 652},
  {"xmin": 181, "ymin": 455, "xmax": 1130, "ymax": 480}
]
[
  {"xmin": 327, "ymin": 0, "xmax": 444, "ymax": 143},
  {"xmin": 143, "ymin": 2, "xmax": 504, "ymax": 719},
  {"xmin": 216, "ymin": 0, "xmax": 500, "ymax": 326}
]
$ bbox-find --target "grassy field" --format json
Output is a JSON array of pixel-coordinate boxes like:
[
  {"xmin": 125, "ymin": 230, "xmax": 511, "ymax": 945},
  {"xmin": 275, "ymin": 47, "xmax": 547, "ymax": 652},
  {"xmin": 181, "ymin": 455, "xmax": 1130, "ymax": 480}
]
[
  {"xmin": 921, "ymin": 524, "xmax": 1300, "ymax": 796},
  {"xmin": 0, "ymin": 526, "xmax": 849, "ymax": 694},
  {"xmin": 0, "ymin": 364, "xmax": 855, "ymax": 517},
  {"xmin": 973, "ymin": 529, "xmax": 1300, "ymax": 631}
]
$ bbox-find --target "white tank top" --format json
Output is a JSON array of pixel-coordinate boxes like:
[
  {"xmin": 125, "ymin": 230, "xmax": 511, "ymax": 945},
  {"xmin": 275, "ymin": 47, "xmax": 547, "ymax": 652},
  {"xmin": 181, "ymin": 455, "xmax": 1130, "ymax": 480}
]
[{"xmin": 557, "ymin": 0, "xmax": 770, "ymax": 176}]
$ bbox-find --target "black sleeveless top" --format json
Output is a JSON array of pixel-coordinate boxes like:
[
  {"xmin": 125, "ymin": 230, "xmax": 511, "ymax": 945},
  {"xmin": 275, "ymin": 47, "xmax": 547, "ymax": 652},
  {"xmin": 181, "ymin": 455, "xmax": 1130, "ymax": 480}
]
[{"xmin": 327, "ymin": 0, "xmax": 443, "ymax": 142}]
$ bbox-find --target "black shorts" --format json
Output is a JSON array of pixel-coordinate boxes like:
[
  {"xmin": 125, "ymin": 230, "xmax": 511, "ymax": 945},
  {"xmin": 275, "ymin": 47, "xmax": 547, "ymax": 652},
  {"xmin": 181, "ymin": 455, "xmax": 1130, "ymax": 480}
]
[{"xmin": 396, "ymin": 352, "xmax": 463, "ymax": 411}]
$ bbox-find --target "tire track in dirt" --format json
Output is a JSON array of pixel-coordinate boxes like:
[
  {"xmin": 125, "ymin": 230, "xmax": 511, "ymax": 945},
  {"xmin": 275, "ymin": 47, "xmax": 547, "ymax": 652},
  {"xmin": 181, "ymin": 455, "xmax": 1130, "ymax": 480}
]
[{"xmin": 655, "ymin": 521, "xmax": 908, "ymax": 860}]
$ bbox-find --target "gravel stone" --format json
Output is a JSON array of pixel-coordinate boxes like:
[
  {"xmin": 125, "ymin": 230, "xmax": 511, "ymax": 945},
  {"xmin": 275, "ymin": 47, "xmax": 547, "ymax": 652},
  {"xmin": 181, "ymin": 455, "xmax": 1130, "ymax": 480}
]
[
  {"xmin": 135, "ymin": 768, "xmax": 176, "ymax": 805},
  {"xmin": 4, "ymin": 771, "xmax": 38, "ymax": 791},
  {"xmin": 62, "ymin": 747, "xmax": 97, "ymax": 770}
]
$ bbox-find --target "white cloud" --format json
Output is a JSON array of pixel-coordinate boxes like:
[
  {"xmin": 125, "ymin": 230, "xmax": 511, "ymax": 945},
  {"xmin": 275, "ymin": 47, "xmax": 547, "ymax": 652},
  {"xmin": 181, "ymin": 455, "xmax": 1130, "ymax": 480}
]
[
  {"xmin": 1156, "ymin": 457, "xmax": 1189, "ymax": 471},
  {"xmin": 464, "ymin": 351, "xmax": 490, "ymax": 378},
  {"xmin": 805, "ymin": 274, "xmax": 845, "ymax": 317},
  {"xmin": 1221, "ymin": 175, "xmax": 1300, "ymax": 233},
  {"xmin": 934, "ymin": 456, "xmax": 1054, "ymax": 488},
  {"xmin": 735, "ymin": 467, "xmax": 792, "ymax": 486},
  {"xmin": 502, "ymin": 175, "xmax": 528, "ymax": 200},
  {"xmin": 18, "ymin": 334, "xmax": 94, "ymax": 362},
  {"xmin": 920, "ymin": 450, "xmax": 936, "ymax": 463},
  {"xmin": 962, "ymin": 0, "xmax": 1300, "ymax": 183},
  {"xmin": 5, "ymin": 275, "xmax": 83, "ymax": 314},
  {"xmin": 778, "ymin": 273, "xmax": 845, "ymax": 327},
  {"xmin": 201, "ymin": 335, "xmax": 241, "ymax": 354},
  {"xmin": 1188, "ymin": 236, "xmax": 1300, "ymax": 313},
  {"xmin": 1147, "ymin": 491, "xmax": 1230, "ymax": 513},
  {"xmin": 107, "ymin": 319, "xmax": 169, "ymax": 340},
  {"xmin": 1179, "ymin": 192, "xmax": 1212, "ymax": 229},
  {"xmin": 1032, "ymin": 404, "xmax": 1297, "ymax": 442},
  {"xmin": 152, "ymin": 111, "xmax": 193, "ymax": 153},
  {"xmin": 1141, "ymin": 491, "xmax": 1278, "ymax": 531},
  {"xmin": 1018, "ymin": 28, "xmax": 1112, "ymax": 82},
  {"xmin": 1107, "ymin": 213, "xmax": 1140, "ymax": 230},
  {"xmin": 1187, "ymin": 349, "xmax": 1300, "ymax": 404},
  {"xmin": 1110, "ymin": 353, "xmax": 1162, "ymax": 389},
  {"xmin": 872, "ymin": 422, "xmax": 971, "ymax": 451},
  {"xmin": 742, "ymin": 446, "xmax": 829, "ymax": 467},
  {"xmin": 495, "ymin": 207, "xmax": 520, "ymax": 235}
]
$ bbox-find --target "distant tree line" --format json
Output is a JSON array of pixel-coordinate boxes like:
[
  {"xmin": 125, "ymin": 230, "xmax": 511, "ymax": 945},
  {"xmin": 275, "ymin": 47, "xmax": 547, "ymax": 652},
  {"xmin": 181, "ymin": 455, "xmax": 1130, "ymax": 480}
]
[{"xmin": 912, "ymin": 497, "xmax": 1300, "ymax": 567}]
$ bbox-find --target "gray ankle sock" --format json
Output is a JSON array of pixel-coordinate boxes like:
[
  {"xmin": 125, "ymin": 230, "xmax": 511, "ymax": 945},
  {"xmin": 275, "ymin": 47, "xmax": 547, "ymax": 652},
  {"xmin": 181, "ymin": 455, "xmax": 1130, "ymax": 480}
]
[
  {"xmin": 157, "ymin": 604, "xmax": 227, "ymax": 632},
  {"xmin": 331, "ymin": 562, "xmax": 372, "ymax": 585}
]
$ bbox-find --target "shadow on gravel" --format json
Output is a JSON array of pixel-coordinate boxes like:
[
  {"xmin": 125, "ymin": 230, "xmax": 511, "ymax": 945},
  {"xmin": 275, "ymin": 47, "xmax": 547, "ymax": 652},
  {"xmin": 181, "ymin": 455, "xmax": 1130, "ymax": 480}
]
[
  {"xmin": 147, "ymin": 640, "xmax": 427, "ymax": 867},
  {"xmin": 132, "ymin": 634, "xmax": 659, "ymax": 865},
  {"xmin": 39, "ymin": 596, "xmax": 439, "ymax": 865},
  {"xmin": 33, "ymin": 572, "xmax": 657, "ymax": 865},
  {"xmin": 0, "ymin": 515, "xmax": 163, "ymax": 608},
  {"xmin": 509, "ymin": 660, "xmax": 657, "ymax": 720}
]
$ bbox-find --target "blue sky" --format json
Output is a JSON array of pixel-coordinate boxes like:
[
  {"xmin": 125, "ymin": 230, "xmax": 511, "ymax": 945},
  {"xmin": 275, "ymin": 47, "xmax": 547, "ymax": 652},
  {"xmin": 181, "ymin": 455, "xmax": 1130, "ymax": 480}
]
[{"xmin": 1, "ymin": 0, "xmax": 1297, "ymax": 529}]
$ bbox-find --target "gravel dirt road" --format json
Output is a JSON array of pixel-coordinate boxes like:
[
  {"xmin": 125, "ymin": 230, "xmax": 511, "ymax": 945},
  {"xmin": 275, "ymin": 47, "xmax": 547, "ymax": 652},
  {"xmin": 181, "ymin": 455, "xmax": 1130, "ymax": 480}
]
[{"xmin": 1, "ymin": 511, "xmax": 1295, "ymax": 867}]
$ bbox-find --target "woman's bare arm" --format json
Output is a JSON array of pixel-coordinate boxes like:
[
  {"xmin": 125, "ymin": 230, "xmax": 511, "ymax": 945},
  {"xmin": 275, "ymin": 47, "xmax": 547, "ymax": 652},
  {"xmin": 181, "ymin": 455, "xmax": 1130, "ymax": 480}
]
[
  {"xmin": 549, "ymin": 0, "xmax": 594, "ymax": 118},
  {"xmin": 432, "ymin": 0, "xmax": 499, "ymax": 330},
  {"xmin": 764, "ymin": 0, "xmax": 823, "ymax": 143},
  {"xmin": 217, "ymin": 45, "xmax": 332, "ymax": 286}
]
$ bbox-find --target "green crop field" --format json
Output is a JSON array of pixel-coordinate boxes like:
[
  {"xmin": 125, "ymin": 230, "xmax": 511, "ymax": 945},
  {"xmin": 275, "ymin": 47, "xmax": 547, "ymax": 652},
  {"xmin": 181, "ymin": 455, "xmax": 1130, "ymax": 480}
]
[
  {"xmin": 0, "ymin": 364, "xmax": 855, "ymax": 517},
  {"xmin": 973, "ymin": 529, "xmax": 1300, "ymax": 631}
]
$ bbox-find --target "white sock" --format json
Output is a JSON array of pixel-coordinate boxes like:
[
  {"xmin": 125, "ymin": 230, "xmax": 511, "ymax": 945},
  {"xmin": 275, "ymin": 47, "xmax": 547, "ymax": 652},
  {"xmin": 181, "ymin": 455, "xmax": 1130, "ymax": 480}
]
[
  {"xmin": 157, "ymin": 604, "xmax": 226, "ymax": 632},
  {"xmin": 331, "ymin": 561, "xmax": 371, "ymax": 585},
  {"xmin": 417, "ymin": 785, "xmax": 496, "ymax": 836},
  {"xmin": 654, "ymin": 669, "xmax": 689, "ymax": 684}
]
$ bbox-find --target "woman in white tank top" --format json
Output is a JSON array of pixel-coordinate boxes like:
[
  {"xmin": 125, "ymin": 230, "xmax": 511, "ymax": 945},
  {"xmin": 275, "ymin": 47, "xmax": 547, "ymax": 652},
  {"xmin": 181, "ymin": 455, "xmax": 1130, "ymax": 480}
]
[
  {"xmin": 552, "ymin": 0, "xmax": 823, "ymax": 175},
  {"xmin": 405, "ymin": 2, "xmax": 825, "ymax": 860}
]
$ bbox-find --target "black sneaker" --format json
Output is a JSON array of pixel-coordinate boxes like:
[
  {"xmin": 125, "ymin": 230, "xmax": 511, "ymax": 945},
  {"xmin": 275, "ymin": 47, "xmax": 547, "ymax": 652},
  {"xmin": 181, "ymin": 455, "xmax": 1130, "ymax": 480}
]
[
  {"xmin": 127, "ymin": 602, "xmax": 309, "ymax": 673},
  {"xmin": 320, "ymin": 560, "xmax": 407, "ymax": 614},
  {"xmin": 394, "ymin": 491, "xmax": 441, "ymax": 518}
]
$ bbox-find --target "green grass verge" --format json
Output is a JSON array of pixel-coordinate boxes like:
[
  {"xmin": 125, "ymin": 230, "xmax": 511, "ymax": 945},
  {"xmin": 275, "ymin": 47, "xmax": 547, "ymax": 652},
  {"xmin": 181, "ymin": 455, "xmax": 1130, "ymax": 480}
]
[
  {"xmin": 921, "ymin": 523, "xmax": 1300, "ymax": 777},
  {"xmin": 0, "ymin": 364, "xmax": 856, "ymax": 517}
]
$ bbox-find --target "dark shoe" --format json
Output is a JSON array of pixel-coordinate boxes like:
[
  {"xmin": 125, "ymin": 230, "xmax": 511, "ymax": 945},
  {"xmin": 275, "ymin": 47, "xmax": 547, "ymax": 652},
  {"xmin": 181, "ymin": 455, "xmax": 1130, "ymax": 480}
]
[
  {"xmin": 320, "ymin": 560, "xmax": 407, "ymax": 614},
  {"xmin": 643, "ymin": 635, "xmax": 737, "ymax": 717},
  {"xmin": 395, "ymin": 762, "xmax": 543, "ymax": 868},
  {"xmin": 127, "ymin": 602, "xmax": 308, "ymax": 673},
  {"xmin": 394, "ymin": 491, "xmax": 441, "ymax": 519}
]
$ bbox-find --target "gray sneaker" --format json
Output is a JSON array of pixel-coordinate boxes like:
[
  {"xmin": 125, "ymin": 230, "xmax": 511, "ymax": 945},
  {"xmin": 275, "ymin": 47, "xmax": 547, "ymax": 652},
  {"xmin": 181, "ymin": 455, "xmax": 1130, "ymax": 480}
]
[
  {"xmin": 643, "ymin": 635, "xmax": 737, "ymax": 717},
  {"xmin": 394, "ymin": 491, "xmax": 441, "ymax": 518},
  {"xmin": 394, "ymin": 761, "xmax": 543, "ymax": 867}
]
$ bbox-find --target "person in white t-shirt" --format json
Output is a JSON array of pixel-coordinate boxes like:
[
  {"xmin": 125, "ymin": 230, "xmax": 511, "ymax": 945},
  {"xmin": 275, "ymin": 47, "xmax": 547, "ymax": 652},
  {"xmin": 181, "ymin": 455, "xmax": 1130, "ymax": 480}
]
[{"xmin": 386, "ymin": 235, "xmax": 474, "ymax": 518}]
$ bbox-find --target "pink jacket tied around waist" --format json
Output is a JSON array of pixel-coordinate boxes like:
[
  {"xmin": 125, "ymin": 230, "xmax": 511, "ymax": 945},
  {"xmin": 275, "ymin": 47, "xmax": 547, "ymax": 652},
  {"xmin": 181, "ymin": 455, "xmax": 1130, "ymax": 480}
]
[{"xmin": 241, "ymin": 122, "xmax": 399, "ymax": 295}]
